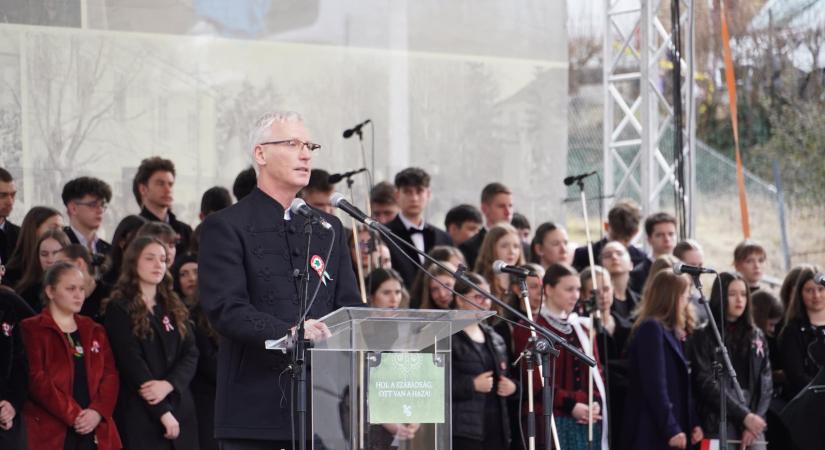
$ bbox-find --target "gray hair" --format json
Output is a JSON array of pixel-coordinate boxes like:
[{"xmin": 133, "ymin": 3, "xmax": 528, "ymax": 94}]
[{"xmin": 247, "ymin": 111, "xmax": 304, "ymax": 157}]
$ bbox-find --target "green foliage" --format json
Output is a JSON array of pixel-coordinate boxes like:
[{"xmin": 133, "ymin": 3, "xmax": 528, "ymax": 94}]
[{"xmin": 749, "ymin": 99, "xmax": 825, "ymax": 211}]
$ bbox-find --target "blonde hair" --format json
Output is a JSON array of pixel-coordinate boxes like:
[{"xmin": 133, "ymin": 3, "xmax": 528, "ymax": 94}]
[{"xmin": 633, "ymin": 268, "xmax": 695, "ymax": 337}]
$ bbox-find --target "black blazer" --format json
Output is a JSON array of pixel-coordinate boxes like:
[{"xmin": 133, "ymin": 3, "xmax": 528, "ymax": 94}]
[
  {"xmin": 198, "ymin": 188, "xmax": 362, "ymax": 441},
  {"xmin": 459, "ymin": 228, "xmax": 486, "ymax": 270},
  {"xmin": 385, "ymin": 215, "xmax": 452, "ymax": 287},
  {"xmin": 572, "ymin": 237, "xmax": 647, "ymax": 272},
  {"xmin": 629, "ymin": 257, "xmax": 653, "ymax": 295},
  {"xmin": 620, "ymin": 319, "xmax": 698, "ymax": 450},
  {"xmin": 778, "ymin": 318, "xmax": 825, "ymax": 401},
  {"xmin": 104, "ymin": 299, "xmax": 200, "ymax": 450},
  {"xmin": 63, "ymin": 226, "xmax": 112, "ymax": 257},
  {"xmin": 0, "ymin": 221, "xmax": 19, "ymax": 267},
  {"xmin": 0, "ymin": 288, "xmax": 32, "ymax": 450}
]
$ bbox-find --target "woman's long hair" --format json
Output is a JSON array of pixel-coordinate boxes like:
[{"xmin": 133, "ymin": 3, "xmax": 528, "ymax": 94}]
[
  {"xmin": 101, "ymin": 215, "xmax": 147, "ymax": 284},
  {"xmin": 103, "ymin": 236, "xmax": 189, "ymax": 339},
  {"xmin": 6, "ymin": 206, "xmax": 62, "ymax": 276},
  {"xmin": 784, "ymin": 264, "xmax": 823, "ymax": 326},
  {"xmin": 709, "ymin": 272, "xmax": 756, "ymax": 353},
  {"xmin": 474, "ymin": 223, "xmax": 525, "ymax": 300},
  {"xmin": 15, "ymin": 229, "xmax": 70, "ymax": 295},
  {"xmin": 639, "ymin": 254, "xmax": 679, "ymax": 298},
  {"xmin": 633, "ymin": 269, "xmax": 695, "ymax": 337},
  {"xmin": 364, "ymin": 268, "xmax": 407, "ymax": 308},
  {"xmin": 529, "ymin": 222, "xmax": 561, "ymax": 265},
  {"xmin": 413, "ymin": 262, "xmax": 457, "ymax": 310},
  {"xmin": 779, "ymin": 265, "xmax": 810, "ymax": 313}
]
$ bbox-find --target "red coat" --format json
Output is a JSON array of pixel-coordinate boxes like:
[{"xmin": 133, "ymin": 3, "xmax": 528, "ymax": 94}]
[{"xmin": 21, "ymin": 310, "xmax": 122, "ymax": 450}]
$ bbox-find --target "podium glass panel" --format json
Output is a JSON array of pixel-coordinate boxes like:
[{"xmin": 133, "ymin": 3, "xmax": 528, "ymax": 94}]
[{"xmin": 308, "ymin": 307, "xmax": 493, "ymax": 450}]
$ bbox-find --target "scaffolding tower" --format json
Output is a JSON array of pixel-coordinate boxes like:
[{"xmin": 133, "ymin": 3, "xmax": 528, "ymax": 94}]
[{"xmin": 602, "ymin": 0, "xmax": 696, "ymax": 237}]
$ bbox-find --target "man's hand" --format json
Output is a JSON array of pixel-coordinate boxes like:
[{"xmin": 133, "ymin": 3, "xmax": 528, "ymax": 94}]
[{"xmin": 291, "ymin": 319, "xmax": 332, "ymax": 343}]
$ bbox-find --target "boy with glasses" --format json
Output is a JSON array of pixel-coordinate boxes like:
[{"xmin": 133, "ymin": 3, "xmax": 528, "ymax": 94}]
[{"xmin": 61, "ymin": 176, "xmax": 113, "ymax": 258}]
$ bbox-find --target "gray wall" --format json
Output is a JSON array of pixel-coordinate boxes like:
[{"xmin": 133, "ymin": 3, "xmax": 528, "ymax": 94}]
[{"xmin": 0, "ymin": 0, "xmax": 568, "ymax": 235}]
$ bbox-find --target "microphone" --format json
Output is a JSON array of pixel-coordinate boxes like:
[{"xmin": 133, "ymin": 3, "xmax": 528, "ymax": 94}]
[
  {"xmin": 327, "ymin": 168, "xmax": 367, "ymax": 184},
  {"xmin": 330, "ymin": 192, "xmax": 379, "ymax": 227},
  {"xmin": 563, "ymin": 171, "xmax": 597, "ymax": 186},
  {"xmin": 815, "ymin": 272, "xmax": 825, "ymax": 287},
  {"xmin": 492, "ymin": 260, "xmax": 535, "ymax": 278},
  {"xmin": 289, "ymin": 198, "xmax": 332, "ymax": 230},
  {"xmin": 342, "ymin": 119, "xmax": 371, "ymax": 139},
  {"xmin": 672, "ymin": 261, "xmax": 716, "ymax": 276}
]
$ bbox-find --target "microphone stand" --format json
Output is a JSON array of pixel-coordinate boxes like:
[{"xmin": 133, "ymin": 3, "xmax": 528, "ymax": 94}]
[
  {"xmin": 355, "ymin": 215, "xmax": 596, "ymax": 450},
  {"xmin": 515, "ymin": 276, "xmax": 561, "ymax": 450},
  {"xmin": 343, "ymin": 173, "xmax": 369, "ymax": 304},
  {"xmin": 574, "ymin": 177, "xmax": 603, "ymax": 450},
  {"xmin": 363, "ymin": 219, "xmax": 596, "ymax": 365},
  {"xmin": 293, "ymin": 218, "xmax": 314, "ymax": 450},
  {"xmin": 692, "ymin": 273, "xmax": 744, "ymax": 450}
]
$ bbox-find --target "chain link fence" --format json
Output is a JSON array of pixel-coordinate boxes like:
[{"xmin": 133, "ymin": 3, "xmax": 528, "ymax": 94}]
[{"xmin": 564, "ymin": 92, "xmax": 822, "ymax": 284}]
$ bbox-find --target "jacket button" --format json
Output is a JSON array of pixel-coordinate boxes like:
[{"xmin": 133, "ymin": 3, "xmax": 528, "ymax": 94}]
[{"xmin": 292, "ymin": 249, "xmax": 301, "ymax": 257}]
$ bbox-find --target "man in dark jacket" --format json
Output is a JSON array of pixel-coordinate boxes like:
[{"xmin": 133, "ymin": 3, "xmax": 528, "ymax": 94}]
[
  {"xmin": 572, "ymin": 200, "xmax": 646, "ymax": 272},
  {"xmin": 199, "ymin": 111, "xmax": 361, "ymax": 450},
  {"xmin": 61, "ymin": 176, "xmax": 113, "ymax": 258},
  {"xmin": 0, "ymin": 168, "xmax": 19, "ymax": 266},
  {"xmin": 385, "ymin": 167, "xmax": 452, "ymax": 287},
  {"xmin": 458, "ymin": 182, "xmax": 514, "ymax": 269},
  {"xmin": 133, "ymin": 156, "xmax": 193, "ymax": 264}
]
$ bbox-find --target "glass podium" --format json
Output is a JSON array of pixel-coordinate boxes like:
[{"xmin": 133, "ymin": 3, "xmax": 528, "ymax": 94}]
[{"xmin": 269, "ymin": 307, "xmax": 494, "ymax": 450}]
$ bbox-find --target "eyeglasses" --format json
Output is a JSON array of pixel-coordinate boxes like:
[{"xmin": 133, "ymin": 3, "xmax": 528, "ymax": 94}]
[
  {"xmin": 259, "ymin": 139, "xmax": 321, "ymax": 152},
  {"xmin": 74, "ymin": 200, "xmax": 108, "ymax": 210}
]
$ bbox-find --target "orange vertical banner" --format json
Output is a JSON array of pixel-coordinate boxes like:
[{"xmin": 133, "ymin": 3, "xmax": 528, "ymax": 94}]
[{"xmin": 720, "ymin": 2, "xmax": 751, "ymax": 238}]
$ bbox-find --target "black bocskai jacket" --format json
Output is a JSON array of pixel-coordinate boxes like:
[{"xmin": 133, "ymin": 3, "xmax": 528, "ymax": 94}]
[{"xmin": 198, "ymin": 188, "xmax": 362, "ymax": 441}]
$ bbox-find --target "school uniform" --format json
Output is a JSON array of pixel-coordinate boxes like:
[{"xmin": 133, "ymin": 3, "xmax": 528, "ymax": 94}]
[
  {"xmin": 385, "ymin": 214, "xmax": 452, "ymax": 287},
  {"xmin": 0, "ymin": 220, "xmax": 20, "ymax": 269},
  {"xmin": 21, "ymin": 310, "xmax": 121, "ymax": 450},
  {"xmin": 63, "ymin": 226, "xmax": 112, "ymax": 258},
  {"xmin": 0, "ymin": 288, "xmax": 33, "ymax": 449},
  {"xmin": 104, "ymin": 299, "xmax": 199, "ymax": 450},
  {"xmin": 620, "ymin": 319, "xmax": 698, "ymax": 450}
]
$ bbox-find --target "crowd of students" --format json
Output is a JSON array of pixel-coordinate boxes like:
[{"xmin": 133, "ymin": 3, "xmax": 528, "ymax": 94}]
[{"xmin": 0, "ymin": 159, "xmax": 823, "ymax": 450}]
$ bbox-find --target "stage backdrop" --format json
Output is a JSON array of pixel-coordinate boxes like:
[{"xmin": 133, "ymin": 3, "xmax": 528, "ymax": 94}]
[{"xmin": 0, "ymin": 1, "xmax": 568, "ymax": 236}]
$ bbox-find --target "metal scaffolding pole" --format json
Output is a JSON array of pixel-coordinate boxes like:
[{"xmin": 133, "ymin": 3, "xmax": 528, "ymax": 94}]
[{"xmin": 602, "ymin": 0, "xmax": 697, "ymax": 237}]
